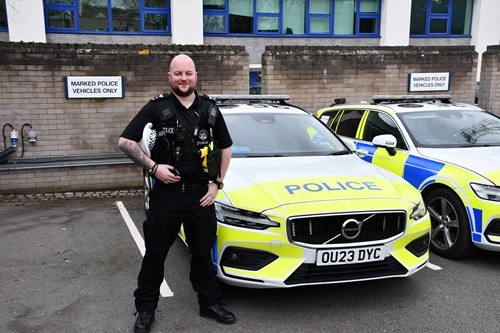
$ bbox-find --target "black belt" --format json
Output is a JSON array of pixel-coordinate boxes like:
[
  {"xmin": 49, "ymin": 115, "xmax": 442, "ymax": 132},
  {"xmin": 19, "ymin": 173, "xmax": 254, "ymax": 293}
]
[{"xmin": 177, "ymin": 180, "xmax": 207, "ymax": 193}]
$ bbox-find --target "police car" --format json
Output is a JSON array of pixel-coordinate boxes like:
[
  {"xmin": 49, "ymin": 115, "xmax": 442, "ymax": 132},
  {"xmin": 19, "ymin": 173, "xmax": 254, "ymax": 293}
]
[
  {"xmin": 317, "ymin": 95, "xmax": 500, "ymax": 259},
  {"xmin": 144, "ymin": 95, "xmax": 431, "ymax": 288}
]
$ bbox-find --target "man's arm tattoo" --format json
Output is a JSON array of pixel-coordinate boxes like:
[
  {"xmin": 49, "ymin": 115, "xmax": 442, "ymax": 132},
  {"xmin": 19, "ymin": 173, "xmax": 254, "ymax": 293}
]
[{"xmin": 119, "ymin": 139, "xmax": 153, "ymax": 170}]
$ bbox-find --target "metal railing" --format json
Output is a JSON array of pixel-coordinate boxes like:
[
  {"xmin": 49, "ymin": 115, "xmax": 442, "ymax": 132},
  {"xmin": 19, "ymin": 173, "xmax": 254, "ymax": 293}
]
[{"xmin": 0, "ymin": 153, "xmax": 133, "ymax": 171}]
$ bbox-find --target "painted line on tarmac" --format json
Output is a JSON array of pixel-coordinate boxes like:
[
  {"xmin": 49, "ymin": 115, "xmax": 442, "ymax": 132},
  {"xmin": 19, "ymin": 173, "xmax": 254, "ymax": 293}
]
[
  {"xmin": 116, "ymin": 201, "xmax": 174, "ymax": 297},
  {"xmin": 426, "ymin": 262, "xmax": 442, "ymax": 270}
]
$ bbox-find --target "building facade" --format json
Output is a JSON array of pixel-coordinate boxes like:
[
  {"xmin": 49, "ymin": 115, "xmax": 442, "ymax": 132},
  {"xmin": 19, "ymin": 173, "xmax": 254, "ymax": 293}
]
[
  {"xmin": 1, "ymin": 0, "xmax": 499, "ymax": 194},
  {"xmin": 1, "ymin": 0, "xmax": 499, "ymax": 75}
]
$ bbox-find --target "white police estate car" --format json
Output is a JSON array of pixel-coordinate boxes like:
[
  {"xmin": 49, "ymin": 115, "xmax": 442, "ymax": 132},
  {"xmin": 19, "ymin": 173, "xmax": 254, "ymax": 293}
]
[
  {"xmin": 317, "ymin": 95, "xmax": 500, "ymax": 259},
  {"xmin": 144, "ymin": 95, "xmax": 430, "ymax": 288}
]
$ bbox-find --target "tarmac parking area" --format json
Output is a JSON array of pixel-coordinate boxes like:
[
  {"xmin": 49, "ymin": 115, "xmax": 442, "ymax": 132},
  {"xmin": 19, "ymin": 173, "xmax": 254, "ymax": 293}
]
[{"xmin": 1, "ymin": 195, "xmax": 499, "ymax": 333}]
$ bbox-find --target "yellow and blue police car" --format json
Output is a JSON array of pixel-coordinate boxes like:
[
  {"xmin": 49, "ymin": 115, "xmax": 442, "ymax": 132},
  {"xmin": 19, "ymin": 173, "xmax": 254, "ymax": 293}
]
[
  {"xmin": 143, "ymin": 95, "xmax": 430, "ymax": 288},
  {"xmin": 317, "ymin": 95, "xmax": 500, "ymax": 259}
]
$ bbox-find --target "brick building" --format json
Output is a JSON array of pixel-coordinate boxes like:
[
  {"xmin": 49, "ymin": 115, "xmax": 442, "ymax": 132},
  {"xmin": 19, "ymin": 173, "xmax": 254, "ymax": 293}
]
[{"xmin": 0, "ymin": 0, "xmax": 499, "ymax": 194}]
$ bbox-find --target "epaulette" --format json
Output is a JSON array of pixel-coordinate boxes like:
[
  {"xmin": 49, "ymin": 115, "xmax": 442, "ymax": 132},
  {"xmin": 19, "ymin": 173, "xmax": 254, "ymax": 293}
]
[
  {"xmin": 200, "ymin": 94, "xmax": 216, "ymax": 103},
  {"xmin": 151, "ymin": 93, "xmax": 171, "ymax": 101}
]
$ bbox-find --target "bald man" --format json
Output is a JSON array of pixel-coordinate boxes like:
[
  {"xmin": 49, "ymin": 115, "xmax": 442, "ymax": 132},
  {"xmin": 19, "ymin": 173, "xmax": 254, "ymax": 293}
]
[{"xmin": 119, "ymin": 54, "xmax": 235, "ymax": 333}]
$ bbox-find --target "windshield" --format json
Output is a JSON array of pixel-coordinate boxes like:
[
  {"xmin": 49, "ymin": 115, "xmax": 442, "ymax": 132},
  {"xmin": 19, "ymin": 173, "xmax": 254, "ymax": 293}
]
[
  {"xmin": 224, "ymin": 112, "xmax": 348, "ymax": 157},
  {"xmin": 398, "ymin": 109, "xmax": 500, "ymax": 148}
]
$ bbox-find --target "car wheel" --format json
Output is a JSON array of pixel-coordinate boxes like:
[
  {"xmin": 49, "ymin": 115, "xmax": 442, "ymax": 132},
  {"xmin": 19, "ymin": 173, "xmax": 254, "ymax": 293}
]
[
  {"xmin": 143, "ymin": 169, "xmax": 152, "ymax": 215},
  {"xmin": 425, "ymin": 188, "xmax": 476, "ymax": 259}
]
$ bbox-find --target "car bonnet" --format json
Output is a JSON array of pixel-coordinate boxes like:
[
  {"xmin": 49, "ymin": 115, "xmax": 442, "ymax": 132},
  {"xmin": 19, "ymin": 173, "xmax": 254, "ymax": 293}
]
[
  {"xmin": 417, "ymin": 147, "xmax": 500, "ymax": 185},
  {"xmin": 220, "ymin": 155, "xmax": 411, "ymax": 212}
]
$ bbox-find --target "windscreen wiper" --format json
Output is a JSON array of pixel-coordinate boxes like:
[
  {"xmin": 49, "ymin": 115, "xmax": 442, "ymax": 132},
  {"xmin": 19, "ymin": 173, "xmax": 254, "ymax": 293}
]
[
  {"xmin": 246, "ymin": 154, "xmax": 284, "ymax": 158},
  {"xmin": 326, "ymin": 150, "xmax": 351, "ymax": 156}
]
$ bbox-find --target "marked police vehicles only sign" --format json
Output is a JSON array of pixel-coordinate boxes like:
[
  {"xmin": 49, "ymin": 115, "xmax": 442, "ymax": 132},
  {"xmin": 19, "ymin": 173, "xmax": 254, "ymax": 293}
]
[
  {"xmin": 408, "ymin": 72, "xmax": 450, "ymax": 92},
  {"xmin": 65, "ymin": 76, "xmax": 124, "ymax": 98},
  {"xmin": 317, "ymin": 246, "xmax": 386, "ymax": 266}
]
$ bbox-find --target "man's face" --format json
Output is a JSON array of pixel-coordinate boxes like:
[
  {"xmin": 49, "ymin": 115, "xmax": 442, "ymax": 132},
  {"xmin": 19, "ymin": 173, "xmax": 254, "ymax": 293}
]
[{"xmin": 168, "ymin": 57, "xmax": 197, "ymax": 97}]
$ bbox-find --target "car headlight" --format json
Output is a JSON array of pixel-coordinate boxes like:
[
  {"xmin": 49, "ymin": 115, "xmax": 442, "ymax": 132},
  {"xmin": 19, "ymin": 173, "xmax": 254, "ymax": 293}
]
[
  {"xmin": 215, "ymin": 203, "xmax": 280, "ymax": 230},
  {"xmin": 410, "ymin": 200, "xmax": 427, "ymax": 221},
  {"xmin": 470, "ymin": 183, "xmax": 500, "ymax": 202}
]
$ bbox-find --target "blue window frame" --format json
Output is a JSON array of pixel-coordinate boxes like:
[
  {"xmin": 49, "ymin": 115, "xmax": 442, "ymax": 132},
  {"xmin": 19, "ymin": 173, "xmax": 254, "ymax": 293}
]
[
  {"xmin": 43, "ymin": 0, "xmax": 171, "ymax": 35},
  {"xmin": 203, "ymin": 0, "xmax": 381, "ymax": 37},
  {"xmin": 410, "ymin": 0, "xmax": 473, "ymax": 36},
  {"xmin": 0, "ymin": 0, "xmax": 8, "ymax": 31}
]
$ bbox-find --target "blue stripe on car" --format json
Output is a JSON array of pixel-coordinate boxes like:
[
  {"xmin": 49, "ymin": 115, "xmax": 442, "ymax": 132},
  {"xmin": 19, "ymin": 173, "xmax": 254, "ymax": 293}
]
[{"xmin": 403, "ymin": 155, "xmax": 445, "ymax": 189}]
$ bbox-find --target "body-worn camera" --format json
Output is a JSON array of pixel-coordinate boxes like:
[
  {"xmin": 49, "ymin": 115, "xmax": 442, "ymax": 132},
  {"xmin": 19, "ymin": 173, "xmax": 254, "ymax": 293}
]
[{"xmin": 176, "ymin": 126, "xmax": 186, "ymax": 142}]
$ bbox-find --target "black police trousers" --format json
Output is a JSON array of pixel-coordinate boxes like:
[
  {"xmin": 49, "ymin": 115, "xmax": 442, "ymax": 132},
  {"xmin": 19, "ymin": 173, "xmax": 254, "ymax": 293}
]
[{"xmin": 134, "ymin": 181, "xmax": 221, "ymax": 313}]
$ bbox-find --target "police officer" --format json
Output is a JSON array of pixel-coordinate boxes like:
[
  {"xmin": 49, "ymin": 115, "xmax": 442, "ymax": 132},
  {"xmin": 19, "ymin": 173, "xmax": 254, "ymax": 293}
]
[{"xmin": 118, "ymin": 54, "xmax": 234, "ymax": 333}]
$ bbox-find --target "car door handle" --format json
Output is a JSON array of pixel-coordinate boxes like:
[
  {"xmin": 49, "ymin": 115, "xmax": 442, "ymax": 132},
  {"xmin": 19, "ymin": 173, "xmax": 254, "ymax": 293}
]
[{"xmin": 355, "ymin": 149, "xmax": 369, "ymax": 157}]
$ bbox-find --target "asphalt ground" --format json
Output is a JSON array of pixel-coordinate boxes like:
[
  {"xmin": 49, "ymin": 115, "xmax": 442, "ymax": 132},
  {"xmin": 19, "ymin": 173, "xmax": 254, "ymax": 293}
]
[{"xmin": 1, "ymin": 195, "xmax": 499, "ymax": 333}]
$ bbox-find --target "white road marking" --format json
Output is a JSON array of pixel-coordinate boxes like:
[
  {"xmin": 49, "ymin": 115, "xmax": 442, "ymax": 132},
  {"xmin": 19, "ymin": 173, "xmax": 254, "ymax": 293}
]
[
  {"xmin": 116, "ymin": 201, "xmax": 174, "ymax": 297},
  {"xmin": 426, "ymin": 262, "xmax": 442, "ymax": 270}
]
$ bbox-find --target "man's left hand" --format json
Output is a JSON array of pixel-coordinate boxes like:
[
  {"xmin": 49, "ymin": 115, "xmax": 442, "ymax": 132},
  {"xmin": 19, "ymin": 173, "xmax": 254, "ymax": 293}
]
[{"xmin": 200, "ymin": 183, "xmax": 218, "ymax": 207}]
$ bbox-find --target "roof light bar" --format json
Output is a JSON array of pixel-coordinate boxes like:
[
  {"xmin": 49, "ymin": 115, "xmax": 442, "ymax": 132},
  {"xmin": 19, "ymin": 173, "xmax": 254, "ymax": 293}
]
[
  {"xmin": 210, "ymin": 94, "xmax": 290, "ymax": 103},
  {"xmin": 372, "ymin": 95, "xmax": 451, "ymax": 104}
]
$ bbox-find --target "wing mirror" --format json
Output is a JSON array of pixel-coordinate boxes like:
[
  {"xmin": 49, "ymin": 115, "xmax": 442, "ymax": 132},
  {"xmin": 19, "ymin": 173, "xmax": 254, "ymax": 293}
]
[{"xmin": 373, "ymin": 134, "xmax": 397, "ymax": 156}]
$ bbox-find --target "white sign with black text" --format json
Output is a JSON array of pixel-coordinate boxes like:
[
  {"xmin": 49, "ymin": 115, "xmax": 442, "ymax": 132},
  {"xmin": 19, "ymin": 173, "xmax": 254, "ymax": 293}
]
[
  {"xmin": 408, "ymin": 72, "xmax": 450, "ymax": 92},
  {"xmin": 65, "ymin": 76, "xmax": 124, "ymax": 99}
]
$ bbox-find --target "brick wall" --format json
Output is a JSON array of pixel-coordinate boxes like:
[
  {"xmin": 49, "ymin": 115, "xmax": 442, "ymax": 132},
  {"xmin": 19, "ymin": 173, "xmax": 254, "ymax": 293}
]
[
  {"xmin": 262, "ymin": 46, "xmax": 478, "ymax": 113},
  {"xmin": 2, "ymin": 42, "xmax": 499, "ymax": 194},
  {"xmin": 478, "ymin": 45, "xmax": 500, "ymax": 116},
  {"xmin": 0, "ymin": 42, "xmax": 249, "ymax": 193}
]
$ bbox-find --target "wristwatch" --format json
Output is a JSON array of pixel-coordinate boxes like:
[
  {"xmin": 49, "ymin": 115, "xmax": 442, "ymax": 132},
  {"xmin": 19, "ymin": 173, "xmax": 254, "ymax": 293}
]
[{"xmin": 212, "ymin": 180, "xmax": 224, "ymax": 189}]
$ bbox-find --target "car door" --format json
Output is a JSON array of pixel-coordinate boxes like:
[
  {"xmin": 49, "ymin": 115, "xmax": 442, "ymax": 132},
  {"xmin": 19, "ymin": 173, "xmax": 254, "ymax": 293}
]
[
  {"xmin": 357, "ymin": 110, "xmax": 411, "ymax": 178},
  {"xmin": 323, "ymin": 108, "xmax": 411, "ymax": 180}
]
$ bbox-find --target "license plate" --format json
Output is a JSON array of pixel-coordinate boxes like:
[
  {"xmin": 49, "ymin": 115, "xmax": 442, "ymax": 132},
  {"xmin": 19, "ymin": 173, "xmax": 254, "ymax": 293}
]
[{"xmin": 316, "ymin": 246, "xmax": 386, "ymax": 266}]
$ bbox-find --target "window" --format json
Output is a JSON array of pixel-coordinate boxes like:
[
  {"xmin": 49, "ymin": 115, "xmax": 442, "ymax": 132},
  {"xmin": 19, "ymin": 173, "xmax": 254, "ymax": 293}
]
[
  {"xmin": 44, "ymin": 0, "xmax": 170, "ymax": 34},
  {"xmin": 0, "ymin": 0, "xmax": 7, "ymax": 31},
  {"xmin": 203, "ymin": 0, "xmax": 380, "ymax": 36},
  {"xmin": 362, "ymin": 111, "xmax": 407, "ymax": 150},
  {"xmin": 331, "ymin": 109, "xmax": 365, "ymax": 138},
  {"xmin": 410, "ymin": 0, "xmax": 472, "ymax": 36},
  {"xmin": 249, "ymin": 71, "xmax": 261, "ymax": 95}
]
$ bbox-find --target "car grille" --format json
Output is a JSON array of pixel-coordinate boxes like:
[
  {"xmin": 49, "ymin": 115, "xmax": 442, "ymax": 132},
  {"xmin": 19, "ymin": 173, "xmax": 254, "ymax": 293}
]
[
  {"xmin": 289, "ymin": 211, "xmax": 406, "ymax": 245},
  {"xmin": 284, "ymin": 256, "xmax": 408, "ymax": 285}
]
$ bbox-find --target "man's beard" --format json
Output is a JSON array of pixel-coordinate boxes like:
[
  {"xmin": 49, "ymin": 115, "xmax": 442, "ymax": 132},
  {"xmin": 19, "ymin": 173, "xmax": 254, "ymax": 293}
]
[{"xmin": 172, "ymin": 86, "xmax": 195, "ymax": 97}]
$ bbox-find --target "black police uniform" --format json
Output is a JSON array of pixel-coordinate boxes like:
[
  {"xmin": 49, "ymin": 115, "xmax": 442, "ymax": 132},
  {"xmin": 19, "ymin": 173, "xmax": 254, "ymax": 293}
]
[{"xmin": 120, "ymin": 91, "xmax": 232, "ymax": 313}]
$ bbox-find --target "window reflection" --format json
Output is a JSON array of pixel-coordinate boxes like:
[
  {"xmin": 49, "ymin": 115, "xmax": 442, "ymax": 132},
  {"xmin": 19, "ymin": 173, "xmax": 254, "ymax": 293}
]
[
  {"xmin": 46, "ymin": 0, "xmax": 169, "ymax": 33},
  {"xmin": 48, "ymin": 10, "xmax": 75, "ymax": 29},
  {"xmin": 79, "ymin": 0, "xmax": 107, "ymax": 31},
  {"xmin": 203, "ymin": 0, "xmax": 380, "ymax": 36},
  {"xmin": 411, "ymin": 0, "xmax": 472, "ymax": 36},
  {"xmin": 145, "ymin": 13, "xmax": 167, "ymax": 30}
]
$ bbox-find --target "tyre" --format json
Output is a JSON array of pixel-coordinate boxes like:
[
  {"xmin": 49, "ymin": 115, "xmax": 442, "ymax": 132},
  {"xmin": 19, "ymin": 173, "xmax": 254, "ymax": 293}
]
[{"xmin": 425, "ymin": 188, "xmax": 476, "ymax": 259}]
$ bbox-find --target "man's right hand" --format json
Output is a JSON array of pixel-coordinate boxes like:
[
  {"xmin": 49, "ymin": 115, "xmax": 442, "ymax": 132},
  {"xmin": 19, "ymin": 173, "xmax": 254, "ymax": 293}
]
[{"xmin": 154, "ymin": 164, "xmax": 181, "ymax": 184}]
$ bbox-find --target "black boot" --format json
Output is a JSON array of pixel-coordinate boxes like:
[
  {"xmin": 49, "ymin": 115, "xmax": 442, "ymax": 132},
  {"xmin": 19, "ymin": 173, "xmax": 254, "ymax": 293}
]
[
  {"xmin": 134, "ymin": 311, "xmax": 155, "ymax": 333},
  {"xmin": 200, "ymin": 304, "xmax": 236, "ymax": 324}
]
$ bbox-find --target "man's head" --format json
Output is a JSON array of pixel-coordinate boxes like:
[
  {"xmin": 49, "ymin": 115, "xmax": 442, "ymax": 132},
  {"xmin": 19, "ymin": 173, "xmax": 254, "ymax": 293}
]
[{"xmin": 168, "ymin": 54, "xmax": 197, "ymax": 98}]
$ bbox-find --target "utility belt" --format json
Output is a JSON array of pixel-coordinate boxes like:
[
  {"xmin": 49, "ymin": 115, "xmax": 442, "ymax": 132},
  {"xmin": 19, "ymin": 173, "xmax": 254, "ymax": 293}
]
[{"xmin": 169, "ymin": 178, "xmax": 208, "ymax": 193}]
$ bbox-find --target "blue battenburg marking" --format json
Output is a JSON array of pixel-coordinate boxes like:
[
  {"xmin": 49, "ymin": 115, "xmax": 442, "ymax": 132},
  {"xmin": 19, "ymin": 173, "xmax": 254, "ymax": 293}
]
[
  {"xmin": 211, "ymin": 237, "xmax": 219, "ymax": 273},
  {"xmin": 403, "ymin": 155, "xmax": 445, "ymax": 189},
  {"xmin": 472, "ymin": 233, "xmax": 482, "ymax": 242},
  {"xmin": 473, "ymin": 208, "xmax": 483, "ymax": 233},
  {"xmin": 355, "ymin": 142, "xmax": 377, "ymax": 163}
]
